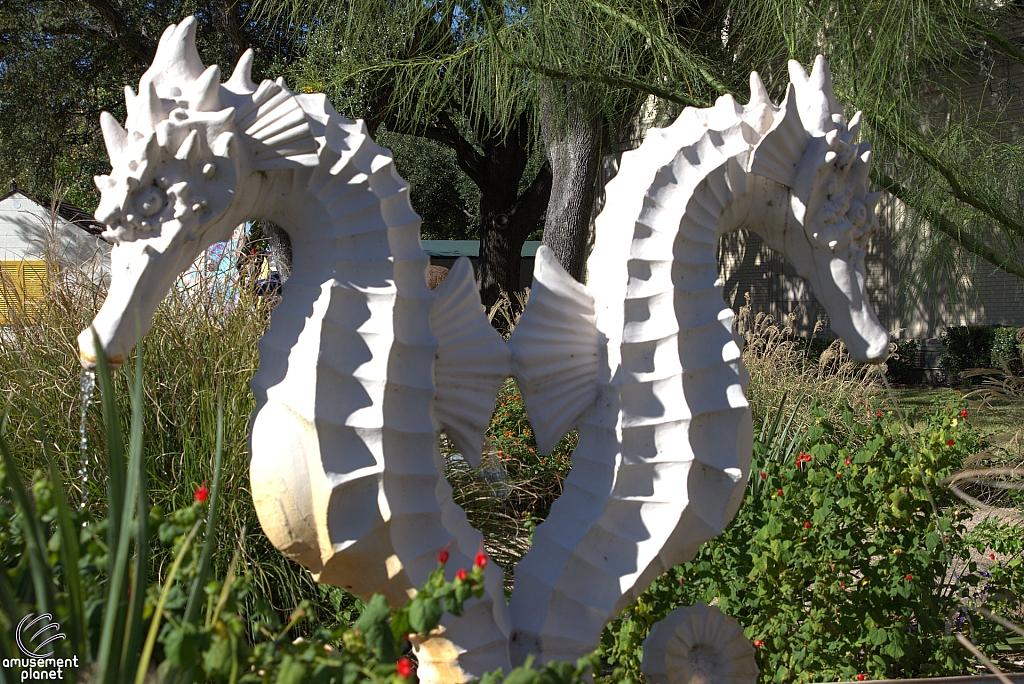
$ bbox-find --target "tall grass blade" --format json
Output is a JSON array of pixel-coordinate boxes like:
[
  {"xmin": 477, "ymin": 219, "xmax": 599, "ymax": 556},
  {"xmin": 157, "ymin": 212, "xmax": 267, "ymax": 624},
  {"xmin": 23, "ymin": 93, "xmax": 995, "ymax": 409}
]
[
  {"xmin": 0, "ymin": 426, "xmax": 55, "ymax": 616},
  {"xmin": 0, "ymin": 558, "xmax": 20, "ymax": 684},
  {"xmin": 90, "ymin": 328, "xmax": 126, "ymax": 572},
  {"xmin": 95, "ymin": 334, "xmax": 139, "ymax": 684},
  {"xmin": 32, "ymin": 407, "xmax": 87, "ymax": 656},
  {"xmin": 0, "ymin": 404, "xmax": 24, "ymax": 655},
  {"xmin": 779, "ymin": 393, "xmax": 807, "ymax": 465},
  {"xmin": 183, "ymin": 399, "xmax": 224, "ymax": 628},
  {"xmin": 760, "ymin": 391, "xmax": 788, "ymax": 445},
  {"xmin": 133, "ymin": 521, "xmax": 202, "ymax": 684},
  {"xmin": 121, "ymin": 338, "xmax": 149, "ymax": 676},
  {"xmin": 174, "ymin": 399, "xmax": 225, "ymax": 684},
  {"xmin": 210, "ymin": 527, "xmax": 244, "ymax": 629}
]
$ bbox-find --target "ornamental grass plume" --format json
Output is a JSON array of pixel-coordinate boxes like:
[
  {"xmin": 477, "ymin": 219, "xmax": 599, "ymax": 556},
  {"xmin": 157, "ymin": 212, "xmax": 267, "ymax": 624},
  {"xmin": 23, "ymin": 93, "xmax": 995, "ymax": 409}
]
[{"xmin": 735, "ymin": 292, "xmax": 886, "ymax": 436}]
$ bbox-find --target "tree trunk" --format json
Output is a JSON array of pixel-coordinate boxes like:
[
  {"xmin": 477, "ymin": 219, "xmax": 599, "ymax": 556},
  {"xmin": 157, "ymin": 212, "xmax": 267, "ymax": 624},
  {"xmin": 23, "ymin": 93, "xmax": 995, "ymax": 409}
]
[
  {"xmin": 539, "ymin": 79, "xmax": 606, "ymax": 282},
  {"xmin": 476, "ymin": 159, "xmax": 550, "ymax": 309},
  {"xmin": 420, "ymin": 111, "xmax": 551, "ymax": 310},
  {"xmin": 263, "ymin": 221, "xmax": 292, "ymax": 283},
  {"xmin": 475, "ymin": 161, "xmax": 552, "ymax": 309}
]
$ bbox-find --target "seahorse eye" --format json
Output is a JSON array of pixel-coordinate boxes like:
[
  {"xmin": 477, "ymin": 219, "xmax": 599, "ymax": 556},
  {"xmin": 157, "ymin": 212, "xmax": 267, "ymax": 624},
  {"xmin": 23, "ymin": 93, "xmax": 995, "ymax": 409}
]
[{"xmin": 137, "ymin": 186, "xmax": 166, "ymax": 218}]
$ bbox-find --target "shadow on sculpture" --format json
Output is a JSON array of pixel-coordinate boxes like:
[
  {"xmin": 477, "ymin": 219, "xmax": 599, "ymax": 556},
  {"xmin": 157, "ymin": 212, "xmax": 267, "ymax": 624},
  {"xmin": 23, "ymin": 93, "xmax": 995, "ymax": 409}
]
[{"xmin": 78, "ymin": 17, "xmax": 887, "ymax": 683}]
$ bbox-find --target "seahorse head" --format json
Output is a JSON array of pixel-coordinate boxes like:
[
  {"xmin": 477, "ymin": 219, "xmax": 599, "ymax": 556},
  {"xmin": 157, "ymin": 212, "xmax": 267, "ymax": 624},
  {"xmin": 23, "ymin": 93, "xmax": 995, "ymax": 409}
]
[
  {"xmin": 748, "ymin": 56, "xmax": 888, "ymax": 363},
  {"xmin": 79, "ymin": 17, "xmax": 317, "ymax": 368}
]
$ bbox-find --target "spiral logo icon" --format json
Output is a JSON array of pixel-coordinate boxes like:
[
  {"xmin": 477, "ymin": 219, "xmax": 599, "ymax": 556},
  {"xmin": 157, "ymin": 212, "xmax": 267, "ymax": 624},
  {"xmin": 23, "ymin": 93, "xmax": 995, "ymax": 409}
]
[{"xmin": 16, "ymin": 613, "xmax": 66, "ymax": 658}]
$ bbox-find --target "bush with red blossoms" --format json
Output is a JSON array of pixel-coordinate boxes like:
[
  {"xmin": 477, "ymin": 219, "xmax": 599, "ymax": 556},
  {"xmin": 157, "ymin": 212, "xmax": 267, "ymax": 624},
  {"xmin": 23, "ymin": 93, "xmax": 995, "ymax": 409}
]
[{"xmin": 600, "ymin": 395, "xmax": 1024, "ymax": 682}]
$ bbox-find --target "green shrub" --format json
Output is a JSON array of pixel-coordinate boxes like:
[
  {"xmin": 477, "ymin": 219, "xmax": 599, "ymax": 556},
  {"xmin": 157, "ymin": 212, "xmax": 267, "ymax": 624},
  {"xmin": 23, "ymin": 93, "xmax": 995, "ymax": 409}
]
[
  {"xmin": 941, "ymin": 326, "xmax": 1000, "ymax": 385},
  {"xmin": 942, "ymin": 325, "xmax": 1023, "ymax": 385},
  {"xmin": 885, "ymin": 339, "xmax": 921, "ymax": 385},
  {"xmin": 991, "ymin": 327, "xmax": 1023, "ymax": 376},
  {"xmin": 599, "ymin": 396, "xmax": 1024, "ymax": 683}
]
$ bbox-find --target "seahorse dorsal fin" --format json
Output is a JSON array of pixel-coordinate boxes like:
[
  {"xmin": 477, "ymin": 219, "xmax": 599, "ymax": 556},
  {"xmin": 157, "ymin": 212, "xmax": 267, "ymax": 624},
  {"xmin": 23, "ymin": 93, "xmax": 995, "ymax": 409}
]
[
  {"xmin": 235, "ymin": 79, "xmax": 320, "ymax": 170},
  {"xmin": 430, "ymin": 257, "xmax": 512, "ymax": 468},
  {"xmin": 748, "ymin": 82, "xmax": 809, "ymax": 188},
  {"xmin": 509, "ymin": 246, "xmax": 600, "ymax": 454}
]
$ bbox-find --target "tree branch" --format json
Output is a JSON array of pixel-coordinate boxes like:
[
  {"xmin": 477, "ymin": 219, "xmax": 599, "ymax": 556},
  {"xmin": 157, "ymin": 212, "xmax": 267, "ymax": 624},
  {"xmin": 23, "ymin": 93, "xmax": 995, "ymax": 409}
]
[
  {"xmin": 509, "ymin": 161, "xmax": 553, "ymax": 241},
  {"xmin": 872, "ymin": 168, "xmax": 1024, "ymax": 280},
  {"xmin": 81, "ymin": 0, "xmax": 156, "ymax": 65},
  {"xmin": 211, "ymin": 0, "xmax": 247, "ymax": 64},
  {"xmin": 871, "ymin": 117, "xmax": 1024, "ymax": 244},
  {"xmin": 583, "ymin": 0, "xmax": 736, "ymax": 98},
  {"xmin": 421, "ymin": 113, "xmax": 488, "ymax": 188},
  {"xmin": 477, "ymin": 2, "xmax": 705, "ymax": 110}
]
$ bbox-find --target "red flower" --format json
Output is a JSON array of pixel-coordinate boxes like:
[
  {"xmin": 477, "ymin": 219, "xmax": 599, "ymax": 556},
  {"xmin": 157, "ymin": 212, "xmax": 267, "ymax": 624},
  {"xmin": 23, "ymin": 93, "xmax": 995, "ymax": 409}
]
[
  {"xmin": 990, "ymin": 553, "xmax": 996, "ymax": 560},
  {"xmin": 194, "ymin": 481, "xmax": 209, "ymax": 504},
  {"xmin": 456, "ymin": 568, "xmax": 467, "ymax": 581},
  {"xmin": 845, "ymin": 458, "xmax": 851, "ymax": 466},
  {"xmin": 475, "ymin": 551, "xmax": 488, "ymax": 568},
  {"xmin": 804, "ymin": 521, "xmax": 811, "ymax": 529},
  {"xmin": 948, "ymin": 439, "xmax": 955, "ymax": 447},
  {"xmin": 753, "ymin": 639, "xmax": 763, "ymax": 648},
  {"xmin": 905, "ymin": 574, "xmax": 913, "ymax": 580},
  {"xmin": 856, "ymin": 675, "xmax": 866, "ymax": 681},
  {"xmin": 438, "ymin": 549, "xmax": 450, "ymax": 565},
  {"xmin": 760, "ymin": 472, "xmax": 766, "ymax": 480},
  {"xmin": 777, "ymin": 489, "xmax": 784, "ymax": 497},
  {"xmin": 961, "ymin": 410, "xmax": 969, "ymax": 418},
  {"xmin": 397, "ymin": 657, "xmax": 414, "ymax": 678},
  {"xmin": 837, "ymin": 473, "xmax": 842, "ymax": 479},
  {"xmin": 876, "ymin": 410, "xmax": 882, "ymax": 417},
  {"xmin": 839, "ymin": 581, "xmax": 845, "ymax": 589}
]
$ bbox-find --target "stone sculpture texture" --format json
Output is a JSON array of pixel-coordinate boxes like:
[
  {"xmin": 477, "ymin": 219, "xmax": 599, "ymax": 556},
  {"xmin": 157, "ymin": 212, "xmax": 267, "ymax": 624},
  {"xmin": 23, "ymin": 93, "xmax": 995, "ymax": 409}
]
[
  {"xmin": 77, "ymin": 17, "xmax": 889, "ymax": 683},
  {"xmin": 641, "ymin": 602, "xmax": 758, "ymax": 684}
]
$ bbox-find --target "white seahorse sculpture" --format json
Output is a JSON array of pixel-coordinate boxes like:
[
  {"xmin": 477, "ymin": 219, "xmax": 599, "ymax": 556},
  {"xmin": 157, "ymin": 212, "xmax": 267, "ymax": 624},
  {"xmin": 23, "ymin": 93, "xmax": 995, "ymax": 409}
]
[{"xmin": 78, "ymin": 17, "xmax": 888, "ymax": 681}]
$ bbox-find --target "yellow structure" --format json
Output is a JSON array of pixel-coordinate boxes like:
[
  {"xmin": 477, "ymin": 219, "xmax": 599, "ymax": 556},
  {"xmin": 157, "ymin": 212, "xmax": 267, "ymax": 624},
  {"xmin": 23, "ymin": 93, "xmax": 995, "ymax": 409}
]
[{"xmin": 0, "ymin": 259, "xmax": 49, "ymax": 323}]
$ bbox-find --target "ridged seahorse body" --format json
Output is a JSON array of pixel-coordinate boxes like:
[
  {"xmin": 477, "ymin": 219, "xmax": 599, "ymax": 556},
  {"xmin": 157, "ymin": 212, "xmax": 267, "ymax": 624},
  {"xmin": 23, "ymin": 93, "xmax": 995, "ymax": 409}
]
[
  {"xmin": 77, "ymin": 18, "xmax": 512, "ymax": 678},
  {"xmin": 506, "ymin": 66, "xmax": 888, "ymax": 664}
]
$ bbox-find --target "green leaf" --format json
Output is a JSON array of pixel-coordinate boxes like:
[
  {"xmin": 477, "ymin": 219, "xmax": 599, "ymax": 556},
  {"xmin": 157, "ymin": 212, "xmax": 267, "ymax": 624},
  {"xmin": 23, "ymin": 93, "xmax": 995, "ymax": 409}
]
[
  {"xmin": 274, "ymin": 654, "xmax": 308, "ymax": 684},
  {"xmin": 162, "ymin": 624, "xmax": 209, "ymax": 669},
  {"xmin": 390, "ymin": 608, "xmax": 411, "ymax": 644},
  {"xmin": 134, "ymin": 520, "xmax": 202, "ymax": 684},
  {"xmin": 202, "ymin": 634, "xmax": 233, "ymax": 676},
  {"xmin": 409, "ymin": 594, "xmax": 443, "ymax": 635},
  {"xmin": 353, "ymin": 594, "xmax": 397, "ymax": 662}
]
